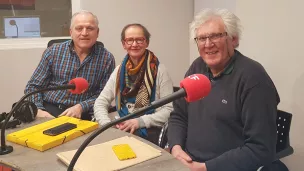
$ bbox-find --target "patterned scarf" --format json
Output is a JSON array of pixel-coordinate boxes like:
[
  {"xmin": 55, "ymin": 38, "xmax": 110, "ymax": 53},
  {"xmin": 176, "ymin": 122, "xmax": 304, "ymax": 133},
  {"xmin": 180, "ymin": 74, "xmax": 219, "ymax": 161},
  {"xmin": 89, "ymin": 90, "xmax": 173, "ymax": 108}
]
[{"xmin": 115, "ymin": 49, "xmax": 159, "ymax": 137}]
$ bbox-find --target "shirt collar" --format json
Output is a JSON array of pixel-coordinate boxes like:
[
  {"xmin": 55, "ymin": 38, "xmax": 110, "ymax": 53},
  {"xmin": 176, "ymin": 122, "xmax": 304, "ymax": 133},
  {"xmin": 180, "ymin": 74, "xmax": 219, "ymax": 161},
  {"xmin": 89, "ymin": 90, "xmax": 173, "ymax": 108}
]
[{"xmin": 206, "ymin": 50, "xmax": 237, "ymax": 79}]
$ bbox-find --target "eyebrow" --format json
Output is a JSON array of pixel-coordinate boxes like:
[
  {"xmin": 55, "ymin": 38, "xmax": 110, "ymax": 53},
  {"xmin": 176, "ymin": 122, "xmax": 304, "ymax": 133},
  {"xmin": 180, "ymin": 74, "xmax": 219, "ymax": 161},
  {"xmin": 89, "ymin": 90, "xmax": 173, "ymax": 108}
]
[
  {"xmin": 199, "ymin": 33, "xmax": 220, "ymax": 36},
  {"xmin": 125, "ymin": 37, "xmax": 145, "ymax": 39},
  {"xmin": 75, "ymin": 25, "xmax": 97, "ymax": 29}
]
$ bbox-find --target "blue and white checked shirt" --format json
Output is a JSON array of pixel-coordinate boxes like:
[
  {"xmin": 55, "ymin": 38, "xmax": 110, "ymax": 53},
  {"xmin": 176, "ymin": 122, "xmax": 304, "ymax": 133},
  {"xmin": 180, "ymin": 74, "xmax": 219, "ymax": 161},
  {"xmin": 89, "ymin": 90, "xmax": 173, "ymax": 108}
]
[{"xmin": 25, "ymin": 40, "xmax": 115, "ymax": 113}]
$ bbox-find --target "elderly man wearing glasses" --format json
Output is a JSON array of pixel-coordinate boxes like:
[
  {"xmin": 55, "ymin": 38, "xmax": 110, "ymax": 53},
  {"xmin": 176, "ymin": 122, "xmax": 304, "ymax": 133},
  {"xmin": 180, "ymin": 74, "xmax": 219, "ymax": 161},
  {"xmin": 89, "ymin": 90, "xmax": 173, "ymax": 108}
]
[
  {"xmin": 94, "ymin": 23, "xmax": 173, "ymax": 145},
  {"xmin": 168, "ymin": 9, "xmax": 284, "ymax": 171}
]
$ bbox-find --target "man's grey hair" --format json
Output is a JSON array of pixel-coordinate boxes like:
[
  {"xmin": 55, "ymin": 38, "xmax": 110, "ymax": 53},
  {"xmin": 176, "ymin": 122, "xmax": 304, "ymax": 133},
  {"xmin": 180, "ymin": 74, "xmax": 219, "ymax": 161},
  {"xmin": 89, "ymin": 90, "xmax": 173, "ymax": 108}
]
[
  {"xmin": 70, "ymin": 10, "xmax": 99, "ymax": 29},
  {"xmin": 190, "ymin": 9, "xmax": 242, "ymax": 41}
]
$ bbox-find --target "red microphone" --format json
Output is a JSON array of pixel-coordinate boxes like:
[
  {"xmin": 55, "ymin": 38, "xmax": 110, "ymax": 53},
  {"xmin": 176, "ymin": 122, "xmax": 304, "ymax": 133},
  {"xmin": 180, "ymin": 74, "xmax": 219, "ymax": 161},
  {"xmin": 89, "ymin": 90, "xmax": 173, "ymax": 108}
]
[
  {"xmin": 180, "ymin": 74, "xmax": 211, "ymax": 102},
  {"xmin": 68, "ymin": 77, "xmax": 89, "ymax": 94}
]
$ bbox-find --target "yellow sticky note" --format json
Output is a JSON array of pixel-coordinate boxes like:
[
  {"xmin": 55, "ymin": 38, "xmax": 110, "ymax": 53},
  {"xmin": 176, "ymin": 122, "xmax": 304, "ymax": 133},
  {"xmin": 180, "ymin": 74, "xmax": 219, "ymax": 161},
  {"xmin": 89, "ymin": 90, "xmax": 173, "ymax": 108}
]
[{"xmin": 112, "ymin": 144, "xmax": 137, "ymax": 161}]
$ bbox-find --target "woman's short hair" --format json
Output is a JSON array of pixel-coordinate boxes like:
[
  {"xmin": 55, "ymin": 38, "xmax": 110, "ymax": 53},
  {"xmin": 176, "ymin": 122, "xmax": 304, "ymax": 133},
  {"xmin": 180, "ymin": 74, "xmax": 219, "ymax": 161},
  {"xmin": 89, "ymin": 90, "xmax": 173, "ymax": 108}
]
[{"xmin": 121, "ymin": 23, "xmax": 151, "ymax": 44}]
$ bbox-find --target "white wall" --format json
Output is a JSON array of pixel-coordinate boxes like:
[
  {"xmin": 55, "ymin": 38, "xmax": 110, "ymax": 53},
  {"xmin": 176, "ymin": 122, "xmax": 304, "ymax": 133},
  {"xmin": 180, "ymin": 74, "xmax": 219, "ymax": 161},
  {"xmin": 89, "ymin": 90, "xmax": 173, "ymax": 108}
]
[
  {"xmin": 194, "ymin": 0, "xmax": 236, "ymax": 14},
  {"xmin": 193, "ymin": 0, "xmax": 304, "ymax": 170},
  {"xmin": 0, "ymin": 0, "xmax": 193, "ymax": 112},
  {"xmin": 0, "ymin": 47, "xmax": 45, "ymax": 112}
]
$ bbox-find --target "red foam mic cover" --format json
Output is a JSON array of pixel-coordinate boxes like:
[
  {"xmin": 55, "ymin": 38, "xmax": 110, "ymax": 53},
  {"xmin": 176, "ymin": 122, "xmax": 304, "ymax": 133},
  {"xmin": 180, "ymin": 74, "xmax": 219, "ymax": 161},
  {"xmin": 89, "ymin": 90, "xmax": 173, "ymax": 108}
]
[
  {"xmin": 68, "ymin": 77, "xmax": 89, "ymax": 94},
  {"xmin": 180, "ymin": 74, "xmax": 211, "ymax": 102}
]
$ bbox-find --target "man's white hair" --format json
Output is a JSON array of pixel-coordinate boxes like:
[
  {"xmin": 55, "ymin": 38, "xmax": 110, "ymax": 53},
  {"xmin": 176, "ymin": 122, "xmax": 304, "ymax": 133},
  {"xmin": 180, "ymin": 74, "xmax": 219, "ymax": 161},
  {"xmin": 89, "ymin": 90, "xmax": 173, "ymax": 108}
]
[
  {"xmin": 70, "ymin": 10, "xmax": 99, "ymax": 29},
  {"xmin": 190, "ymin": 9, "xmax": 242, "ymax": 40}
]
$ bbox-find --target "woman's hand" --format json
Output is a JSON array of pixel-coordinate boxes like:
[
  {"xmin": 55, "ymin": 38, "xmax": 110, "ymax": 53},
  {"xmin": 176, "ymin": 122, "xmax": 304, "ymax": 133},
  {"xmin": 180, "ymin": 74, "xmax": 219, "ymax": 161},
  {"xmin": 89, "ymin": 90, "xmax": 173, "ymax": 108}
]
[{"xmin": 116, "ymin": 119, "xmax": 139, "ymax": 134}]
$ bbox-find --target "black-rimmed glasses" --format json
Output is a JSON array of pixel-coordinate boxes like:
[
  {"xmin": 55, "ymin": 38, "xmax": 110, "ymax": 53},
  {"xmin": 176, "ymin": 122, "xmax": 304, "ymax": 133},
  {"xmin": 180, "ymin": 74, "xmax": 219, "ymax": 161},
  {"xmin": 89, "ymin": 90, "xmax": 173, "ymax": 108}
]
[{"xmin": 124, "ymin": 37, "xmax": 146, "ymax": 45}]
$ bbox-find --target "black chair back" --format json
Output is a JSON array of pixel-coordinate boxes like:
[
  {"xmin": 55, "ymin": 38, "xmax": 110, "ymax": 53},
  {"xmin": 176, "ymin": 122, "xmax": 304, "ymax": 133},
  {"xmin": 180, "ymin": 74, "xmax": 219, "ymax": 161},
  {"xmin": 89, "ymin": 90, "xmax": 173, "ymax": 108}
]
[
  {"xmin": 47, "ymin": 39, "xmax": 71, "ymax": 47},
  {"xmin": 276, "ymin": 110, "xmax": 292, "ymax": 152},
  {"xmin": 47, "ymin": 39, "xmax": 104, "ymax": 48},
  {"xmin": 158, "ymin": 121, "xmax": 169, "ymax": 148},
  {"xmin": 275, "ymin": 110, "xmax": 294, "ymax": 159}
]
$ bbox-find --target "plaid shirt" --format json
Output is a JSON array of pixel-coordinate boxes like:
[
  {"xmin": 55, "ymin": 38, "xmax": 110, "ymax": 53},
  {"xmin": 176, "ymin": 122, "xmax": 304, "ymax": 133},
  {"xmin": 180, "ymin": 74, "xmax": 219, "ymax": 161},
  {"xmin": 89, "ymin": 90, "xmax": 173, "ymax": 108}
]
[{"xmin": 25, "ymin": 40, "xmax": 115, "ymax": 113}]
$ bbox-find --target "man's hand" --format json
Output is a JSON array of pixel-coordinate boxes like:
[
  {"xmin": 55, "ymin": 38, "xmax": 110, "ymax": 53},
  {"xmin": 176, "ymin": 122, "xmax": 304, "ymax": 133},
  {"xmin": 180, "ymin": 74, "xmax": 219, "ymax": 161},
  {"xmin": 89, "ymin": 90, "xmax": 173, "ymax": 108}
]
[
  {"xmin": 171, "ymin": 145, "xmax": 207, "ymax": 171},
  {"xmin": 171, "ymin": 145, "xmax": 193, "ymax": 166},
  {"xmin": 116, "ymin": 119, "xmax": 139, "ymax": 134},
  {"xmin": 59, "ymin": 104, "xmax": 83, "ymax": 119},
  {"xmin": 188, "ymin": 162, "xmax": 207, "ymax": 171},
  {"xmin": 36, "ymin": 109, "xmax": 55, "ymax": 118}
]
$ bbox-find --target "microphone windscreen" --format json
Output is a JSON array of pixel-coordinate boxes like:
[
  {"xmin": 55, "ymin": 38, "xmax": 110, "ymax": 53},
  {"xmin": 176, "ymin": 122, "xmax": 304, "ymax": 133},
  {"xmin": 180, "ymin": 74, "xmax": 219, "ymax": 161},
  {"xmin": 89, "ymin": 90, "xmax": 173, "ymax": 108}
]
[
  {"xmin": 180, "ymin": 74, "xmax": 211, "ymax": 102},
  {"xmin": 68, "ymin": 77, "xmax": 89, "ymax": 94}
]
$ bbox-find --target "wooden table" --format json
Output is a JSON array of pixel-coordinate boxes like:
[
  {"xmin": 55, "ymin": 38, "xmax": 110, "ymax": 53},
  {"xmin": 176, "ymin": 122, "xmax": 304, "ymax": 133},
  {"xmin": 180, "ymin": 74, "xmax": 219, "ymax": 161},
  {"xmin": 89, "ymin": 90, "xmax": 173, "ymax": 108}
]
[{"xmin": 0, "ymin": 118, "xmax": 187, "ymax": 171}]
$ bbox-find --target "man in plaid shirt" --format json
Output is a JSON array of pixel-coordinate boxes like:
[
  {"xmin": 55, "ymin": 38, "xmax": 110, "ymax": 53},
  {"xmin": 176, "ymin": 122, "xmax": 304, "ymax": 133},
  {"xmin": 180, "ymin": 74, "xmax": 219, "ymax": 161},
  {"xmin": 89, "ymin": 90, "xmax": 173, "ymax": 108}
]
[{"xmin": 25, "ymin": 10, "xmax": 115, "ymax": 120}]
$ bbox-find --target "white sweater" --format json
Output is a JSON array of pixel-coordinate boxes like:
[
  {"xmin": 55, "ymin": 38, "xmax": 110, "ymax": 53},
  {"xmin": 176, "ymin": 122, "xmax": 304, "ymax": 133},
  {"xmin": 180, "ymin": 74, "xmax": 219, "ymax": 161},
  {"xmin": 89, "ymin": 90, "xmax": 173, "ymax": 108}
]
[{"xmin": 93, "ymin": 64, "xmax": 173, "ymax": 128}]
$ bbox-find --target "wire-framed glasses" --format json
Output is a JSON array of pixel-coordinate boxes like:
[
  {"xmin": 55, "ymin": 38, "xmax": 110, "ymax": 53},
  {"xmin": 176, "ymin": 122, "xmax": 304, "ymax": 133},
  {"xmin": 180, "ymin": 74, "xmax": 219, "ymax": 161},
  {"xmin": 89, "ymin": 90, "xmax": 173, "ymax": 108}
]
[{"xmin": 194, "ymin": 32, "xmax": 227, "ymax": 45}]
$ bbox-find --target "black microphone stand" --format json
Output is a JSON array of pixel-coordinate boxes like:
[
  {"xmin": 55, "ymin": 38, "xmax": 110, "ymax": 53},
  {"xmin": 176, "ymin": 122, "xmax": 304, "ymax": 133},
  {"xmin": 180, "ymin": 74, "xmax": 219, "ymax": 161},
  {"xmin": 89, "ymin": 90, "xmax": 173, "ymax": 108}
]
[
  {"xmin": 0, "ymin": 112, "xmax": 6, "ymax": 123},
  {"xmin": 0, "ymin": 84, "xmax": 75, "ymax": 155},
  {"xmin": 67, "ymin": 88, "xmax": 186, "ymax": 171}
]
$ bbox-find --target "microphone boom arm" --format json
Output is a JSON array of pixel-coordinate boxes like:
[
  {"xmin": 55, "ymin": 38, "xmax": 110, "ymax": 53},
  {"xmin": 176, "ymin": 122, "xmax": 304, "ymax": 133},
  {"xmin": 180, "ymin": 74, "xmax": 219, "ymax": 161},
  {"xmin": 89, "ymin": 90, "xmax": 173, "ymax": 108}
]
[
  {"xmin": 0, "ymin": 84, "xmax": 75, "ymax": 155},
  {"xmin": 67, "ymin": 88, "xmax": 186, "ymax": 171}
]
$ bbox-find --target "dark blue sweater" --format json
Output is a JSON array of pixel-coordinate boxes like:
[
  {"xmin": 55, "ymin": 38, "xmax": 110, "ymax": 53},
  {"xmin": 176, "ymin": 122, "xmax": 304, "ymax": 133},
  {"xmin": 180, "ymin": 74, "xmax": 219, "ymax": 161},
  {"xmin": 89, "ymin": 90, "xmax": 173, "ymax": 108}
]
[{"xmin": 168, "ymin": 50, "xmax": 279, "ymax": 171}]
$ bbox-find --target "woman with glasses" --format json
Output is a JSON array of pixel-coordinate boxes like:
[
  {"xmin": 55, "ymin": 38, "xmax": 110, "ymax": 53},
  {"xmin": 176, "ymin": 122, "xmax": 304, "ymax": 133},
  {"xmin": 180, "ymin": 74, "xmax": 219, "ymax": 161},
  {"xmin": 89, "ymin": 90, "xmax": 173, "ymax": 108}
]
[{"xmin": 94, "ymin": 23, "xmax": 173, "ymax": 145}]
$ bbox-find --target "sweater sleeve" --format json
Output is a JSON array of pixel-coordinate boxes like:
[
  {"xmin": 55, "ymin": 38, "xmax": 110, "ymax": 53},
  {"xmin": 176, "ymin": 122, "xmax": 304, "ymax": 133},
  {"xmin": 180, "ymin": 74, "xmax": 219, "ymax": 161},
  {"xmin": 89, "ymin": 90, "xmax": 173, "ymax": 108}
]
[
  {"xmin": 93, "ymin": 65, "xmax": 120, "ymax": 125},
  {"xmin": 139, "ymin": 64, "xmax": 174, "ymax": 128},
  {"xmin": 205, "ymin": 82, "xmax": 278, "ymax": 171},
  {"xmin": 167, "ymin": 97, "xmax": 188, "ymax": 149},
  {"xmin": 167, "ymin": 63, "xmax": 196, "ymax": 149}
]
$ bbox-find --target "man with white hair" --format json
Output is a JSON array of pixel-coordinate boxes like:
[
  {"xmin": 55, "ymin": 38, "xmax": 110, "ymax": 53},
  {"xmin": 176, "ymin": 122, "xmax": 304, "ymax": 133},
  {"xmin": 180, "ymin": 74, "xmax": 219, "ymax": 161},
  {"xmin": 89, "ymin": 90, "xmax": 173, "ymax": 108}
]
[
  {"xmin": 25, "ymin": 10, "xmax": 115, "ymax": 120},
  {"xmin": 168, "ymin": 9, "xmax": 284, "ymax": 171}
]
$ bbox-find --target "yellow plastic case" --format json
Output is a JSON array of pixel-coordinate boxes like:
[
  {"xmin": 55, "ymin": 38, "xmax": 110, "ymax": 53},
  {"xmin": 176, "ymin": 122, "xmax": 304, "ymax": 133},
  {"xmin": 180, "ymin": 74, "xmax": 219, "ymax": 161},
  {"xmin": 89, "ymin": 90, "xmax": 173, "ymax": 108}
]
[
  {"xmin": 112, "ymin": 144, "xmax": 137, "ymax": 161},
  {"xmin": 6, "ymin": 116, "xmax": 98, "ymax": 152}
]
